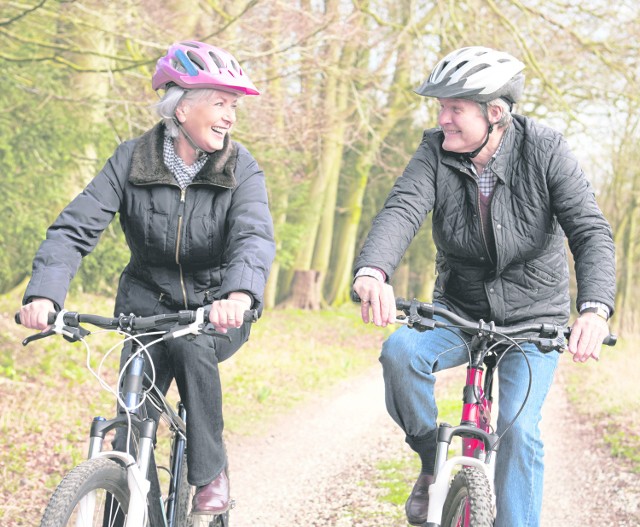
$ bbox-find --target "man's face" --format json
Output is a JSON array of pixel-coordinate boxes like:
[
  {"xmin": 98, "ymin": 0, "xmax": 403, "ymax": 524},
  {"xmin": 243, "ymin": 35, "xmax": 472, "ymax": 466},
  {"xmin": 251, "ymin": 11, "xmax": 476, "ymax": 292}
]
[{"xmin": 437, "ymin": 98, "xmax": 488, "ymax": 154}]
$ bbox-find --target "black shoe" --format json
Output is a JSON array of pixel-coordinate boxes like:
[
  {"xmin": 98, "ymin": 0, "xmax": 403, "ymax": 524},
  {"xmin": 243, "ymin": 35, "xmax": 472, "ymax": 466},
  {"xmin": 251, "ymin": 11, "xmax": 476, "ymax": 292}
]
[{"xmin": 405, "ymin": 473, "xmax": 434, "ymax": 525}]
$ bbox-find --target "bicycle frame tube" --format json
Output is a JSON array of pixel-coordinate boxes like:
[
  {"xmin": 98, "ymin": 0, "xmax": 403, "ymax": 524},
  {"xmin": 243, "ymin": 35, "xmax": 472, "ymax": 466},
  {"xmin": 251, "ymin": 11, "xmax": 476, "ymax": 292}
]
[
  {"xmin": 461, "ymin": 366, "xmax": 493, "ymax": 459},
  {"xmin": 429, "ymin": 360, "xmax": 499, "ymax": 527}
]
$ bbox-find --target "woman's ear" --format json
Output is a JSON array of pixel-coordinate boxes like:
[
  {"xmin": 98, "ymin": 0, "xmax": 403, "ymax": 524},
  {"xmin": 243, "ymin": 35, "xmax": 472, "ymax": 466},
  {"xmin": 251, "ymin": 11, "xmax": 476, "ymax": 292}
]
[{"xmin": 175, "ymin": 102, "xmax": 189, "ymax": 123}]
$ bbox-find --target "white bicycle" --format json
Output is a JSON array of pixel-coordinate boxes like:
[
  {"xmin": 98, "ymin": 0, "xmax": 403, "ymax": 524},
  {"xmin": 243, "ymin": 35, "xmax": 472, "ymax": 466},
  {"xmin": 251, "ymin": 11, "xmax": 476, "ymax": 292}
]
[{"xmin": 17, "ymin": 307, "xmax": 256, "ymax": 527}]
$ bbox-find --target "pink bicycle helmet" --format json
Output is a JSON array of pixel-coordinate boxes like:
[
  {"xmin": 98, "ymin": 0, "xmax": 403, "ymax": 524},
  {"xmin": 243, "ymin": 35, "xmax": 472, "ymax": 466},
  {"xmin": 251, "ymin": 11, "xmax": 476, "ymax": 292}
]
[{"xmin": 152, "ymin": 40, "xmax": 260, "ymax": 95}]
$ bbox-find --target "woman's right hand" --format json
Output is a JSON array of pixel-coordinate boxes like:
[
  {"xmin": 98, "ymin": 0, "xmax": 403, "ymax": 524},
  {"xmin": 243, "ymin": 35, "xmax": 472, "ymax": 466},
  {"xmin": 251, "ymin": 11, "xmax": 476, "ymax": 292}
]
[
  {"xmin": 18, "ymin": 298, "xmax": 56, "ymax": 330},
  {"xmin": 353, "ymin": 276, "xmax": 396, "ymax": 327}
]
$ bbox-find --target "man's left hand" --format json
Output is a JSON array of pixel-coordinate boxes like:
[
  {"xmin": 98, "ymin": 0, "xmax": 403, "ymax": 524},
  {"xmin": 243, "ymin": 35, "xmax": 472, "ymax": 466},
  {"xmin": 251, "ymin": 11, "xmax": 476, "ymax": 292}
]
[{"xmin": 567, "ymin": 312, "xmax": 609, "ymax": 362}]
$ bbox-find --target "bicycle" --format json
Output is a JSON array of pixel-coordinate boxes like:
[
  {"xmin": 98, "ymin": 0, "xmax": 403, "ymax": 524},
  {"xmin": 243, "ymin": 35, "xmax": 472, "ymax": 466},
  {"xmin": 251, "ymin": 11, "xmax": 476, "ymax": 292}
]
[
  {"xmin": 394, "ymin": 297, "xmax": 616, "ymax": 527},
  {"xmin": 16, "ymin": 306, "xmax": 257, "ymax": 527}
]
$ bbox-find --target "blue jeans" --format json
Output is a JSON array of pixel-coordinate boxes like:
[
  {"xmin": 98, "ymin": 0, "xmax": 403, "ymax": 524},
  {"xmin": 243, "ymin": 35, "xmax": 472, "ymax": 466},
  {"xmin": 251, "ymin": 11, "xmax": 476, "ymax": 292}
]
[{"xmin": 380, "ymin": 323, "xmax": 559, "ymax": 527}]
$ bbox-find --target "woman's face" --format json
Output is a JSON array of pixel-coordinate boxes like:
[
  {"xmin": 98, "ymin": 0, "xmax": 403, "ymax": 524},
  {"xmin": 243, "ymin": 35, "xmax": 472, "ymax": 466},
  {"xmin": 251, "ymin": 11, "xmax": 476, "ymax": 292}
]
[
  {"xmin": 176, "ymin": 89, "xmax": 240, "ymax": 153},
  {"xmin": 437, "ymin": 98, "xmax": 489, "ymax": 153}
]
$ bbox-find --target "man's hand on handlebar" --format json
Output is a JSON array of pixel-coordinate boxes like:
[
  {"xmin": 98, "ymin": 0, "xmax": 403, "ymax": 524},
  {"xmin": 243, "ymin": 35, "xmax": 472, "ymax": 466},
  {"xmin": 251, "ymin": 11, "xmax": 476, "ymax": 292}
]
[
  {"xmin": 353, "ymin": 276, "xmax": 396, "ymax": 327},
  {"xmin": 18, "ymin": 298, "xmax": 56, "ymax": 331},
  {"xmin": 568, "ymin": 312, "xmax": 610, "ymax": 363}
]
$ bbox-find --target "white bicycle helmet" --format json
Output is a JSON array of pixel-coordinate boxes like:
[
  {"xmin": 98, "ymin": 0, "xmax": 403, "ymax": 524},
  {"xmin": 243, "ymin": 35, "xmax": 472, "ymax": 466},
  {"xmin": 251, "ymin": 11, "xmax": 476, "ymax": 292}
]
[{"xmin": 415, "ymin": 46, "xmax": 525, "ymax": 106}]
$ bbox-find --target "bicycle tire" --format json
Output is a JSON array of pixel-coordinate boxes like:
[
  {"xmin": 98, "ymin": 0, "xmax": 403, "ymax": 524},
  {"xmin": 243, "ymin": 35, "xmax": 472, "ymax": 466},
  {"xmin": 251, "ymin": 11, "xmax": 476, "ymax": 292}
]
[
  {"xmin": 173, "ymin": 450, "xmax": 194, "ymax": 525},
  {"xmin": 40, "ymin": 457, "xmax": 129, "ymax": 527},
  {"xmin": 441, "ymin": 467, "xmax": 494, "ymax": 527}
]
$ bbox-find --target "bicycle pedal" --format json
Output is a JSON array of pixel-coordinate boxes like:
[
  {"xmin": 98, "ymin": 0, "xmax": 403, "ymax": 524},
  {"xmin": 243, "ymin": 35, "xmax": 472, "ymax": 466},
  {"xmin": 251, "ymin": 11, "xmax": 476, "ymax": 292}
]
[
  {"xmin": 191, "ymin": 506, "xmax": 232, "ymax": 527},
  {"xmin": 191, "ymin": 515, "xmax": 220, "ymax": 527}
]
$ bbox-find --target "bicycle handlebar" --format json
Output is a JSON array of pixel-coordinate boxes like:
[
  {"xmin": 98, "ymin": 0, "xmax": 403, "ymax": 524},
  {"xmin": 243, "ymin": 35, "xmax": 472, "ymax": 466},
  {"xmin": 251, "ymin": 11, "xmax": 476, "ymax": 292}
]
[
  {"xmin": 15, "ymin": 307, "xmax": 259, "ymax": 346},
  {"xmin": 395, "ymin": 297, "xmax": 617, "ymax": 349}
]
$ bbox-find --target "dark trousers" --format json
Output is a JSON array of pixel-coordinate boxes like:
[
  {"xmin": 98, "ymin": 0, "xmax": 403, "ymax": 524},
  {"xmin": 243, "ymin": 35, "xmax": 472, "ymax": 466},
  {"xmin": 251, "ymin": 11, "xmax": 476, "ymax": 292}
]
[{"xmin": 115, "ymin": 322, "xmax": 249, "ymax": 487}]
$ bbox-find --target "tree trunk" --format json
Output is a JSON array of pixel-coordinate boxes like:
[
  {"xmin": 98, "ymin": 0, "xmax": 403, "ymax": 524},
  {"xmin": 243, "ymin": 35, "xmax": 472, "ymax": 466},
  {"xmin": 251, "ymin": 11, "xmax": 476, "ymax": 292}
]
[{"xmin": 281, "ymin": 270, "xmax": 323, "ymax": 310}]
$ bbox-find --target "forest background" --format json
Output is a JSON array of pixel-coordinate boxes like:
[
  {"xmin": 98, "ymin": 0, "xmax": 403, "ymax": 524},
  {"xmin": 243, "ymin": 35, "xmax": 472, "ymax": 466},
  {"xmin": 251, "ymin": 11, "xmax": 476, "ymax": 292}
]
[
  {"xmin": 2, "ymin": 2, "xmax": 640, "ymax": 524},
  {"xmin": 1, "ymin": 0, "xmax": 639, "ymax": 333}
]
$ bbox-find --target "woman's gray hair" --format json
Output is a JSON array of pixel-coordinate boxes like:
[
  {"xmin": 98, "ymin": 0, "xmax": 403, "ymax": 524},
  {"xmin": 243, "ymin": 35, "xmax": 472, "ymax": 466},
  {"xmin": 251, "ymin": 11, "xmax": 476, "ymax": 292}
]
[
  {"xmin": 154, "ymin": 86, "xmax": 215, "ymax": 138},
  {"xmin": 480, "ymin": 98, "xmax": 513, "ymax": 128}
]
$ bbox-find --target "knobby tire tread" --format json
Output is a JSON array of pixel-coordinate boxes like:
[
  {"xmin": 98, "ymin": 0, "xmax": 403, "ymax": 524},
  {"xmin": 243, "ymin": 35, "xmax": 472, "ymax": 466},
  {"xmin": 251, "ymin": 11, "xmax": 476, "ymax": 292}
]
[
  {"xmin": 441, "ymin": 466, "xmax": 494, "ymax": 527},
  {"xmin": 40, "ymin": 457, "xmax": 129, "ymax": 527}
]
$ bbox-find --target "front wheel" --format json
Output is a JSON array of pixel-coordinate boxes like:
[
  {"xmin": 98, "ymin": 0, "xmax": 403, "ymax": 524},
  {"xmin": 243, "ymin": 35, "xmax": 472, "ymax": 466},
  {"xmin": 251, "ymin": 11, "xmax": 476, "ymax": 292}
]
[
  {"xmin": 40, "ymin": 457, "xmax": 129, "ymax": 527},
  {"xmin": 441, "ymin": 467, "xmax": 494, "ymax": 527}
]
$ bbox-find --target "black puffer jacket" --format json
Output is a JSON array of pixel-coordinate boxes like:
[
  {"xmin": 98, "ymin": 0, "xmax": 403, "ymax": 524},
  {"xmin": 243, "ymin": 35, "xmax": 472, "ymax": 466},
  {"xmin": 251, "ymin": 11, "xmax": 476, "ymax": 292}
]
[
  {"xmin": 354, "ymin": 114, "xmax": 615, "ymax": 325},
  {"xmin": 24, "ymin": 123, "xmax": 275, "ymax": 316}
]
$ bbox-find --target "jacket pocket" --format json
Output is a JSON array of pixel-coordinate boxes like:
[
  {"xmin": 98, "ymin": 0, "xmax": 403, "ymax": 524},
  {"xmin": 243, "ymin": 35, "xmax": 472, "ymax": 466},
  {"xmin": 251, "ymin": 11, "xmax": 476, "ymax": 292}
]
[{"xmin": 523, "ymin": 262, "xmax": 559, "ymax": 286}]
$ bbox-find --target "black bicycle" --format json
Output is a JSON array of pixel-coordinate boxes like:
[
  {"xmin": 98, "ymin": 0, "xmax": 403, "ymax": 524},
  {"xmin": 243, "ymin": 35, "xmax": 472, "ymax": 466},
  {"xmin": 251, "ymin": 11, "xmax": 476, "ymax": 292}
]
[{"xmin": 17, "ymin": 306, "xmax": 256, "ymax": 527}]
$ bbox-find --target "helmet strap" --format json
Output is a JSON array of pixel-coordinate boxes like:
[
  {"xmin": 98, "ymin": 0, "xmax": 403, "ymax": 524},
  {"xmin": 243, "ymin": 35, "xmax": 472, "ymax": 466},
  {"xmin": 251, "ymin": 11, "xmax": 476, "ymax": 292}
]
[
  {"xmin": 464, "ymin": 122, "xmax": 494, "ymax": 159},
  {"xmin": 172, "ymin": 116, "xmax": 211, "ymax": 158}
]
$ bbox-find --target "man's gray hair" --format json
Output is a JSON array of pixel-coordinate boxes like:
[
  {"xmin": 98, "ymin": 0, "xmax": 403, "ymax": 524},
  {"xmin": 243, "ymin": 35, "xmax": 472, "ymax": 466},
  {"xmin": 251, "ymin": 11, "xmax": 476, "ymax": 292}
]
[{"xmin": 481, "ymin": 98, "xmax": 513, "ymax": 128}]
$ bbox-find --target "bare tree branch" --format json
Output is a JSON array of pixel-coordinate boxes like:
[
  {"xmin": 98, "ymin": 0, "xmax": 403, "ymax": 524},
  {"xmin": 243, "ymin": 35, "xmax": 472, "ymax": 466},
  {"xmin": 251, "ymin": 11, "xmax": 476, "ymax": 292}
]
[{"xmin": 0, "ymin": 0, "xmax": 48, "ymax": 27}]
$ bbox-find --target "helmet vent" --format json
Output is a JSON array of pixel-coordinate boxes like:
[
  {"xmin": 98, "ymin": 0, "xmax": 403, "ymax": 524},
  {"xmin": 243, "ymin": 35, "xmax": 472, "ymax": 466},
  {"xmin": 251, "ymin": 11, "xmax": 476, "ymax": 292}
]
[
  {"xmin": 209, "ymin": 52, "xmax": 225, "ymax": 70},
  {"xmin": 186, "ymin": 51, "xmax": 206, "ymax": 71}
]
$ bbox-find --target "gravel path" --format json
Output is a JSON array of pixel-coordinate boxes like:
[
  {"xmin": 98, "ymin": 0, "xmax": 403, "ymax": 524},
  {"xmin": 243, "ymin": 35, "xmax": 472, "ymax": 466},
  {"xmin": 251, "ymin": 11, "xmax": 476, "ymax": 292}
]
[
  {"xmin": 224, "ymin": 363, "xmax": 640, "ymax": 526},
  {"xmin": 540, "ymin": 367, "xmax": 640, "ymax": 526}
]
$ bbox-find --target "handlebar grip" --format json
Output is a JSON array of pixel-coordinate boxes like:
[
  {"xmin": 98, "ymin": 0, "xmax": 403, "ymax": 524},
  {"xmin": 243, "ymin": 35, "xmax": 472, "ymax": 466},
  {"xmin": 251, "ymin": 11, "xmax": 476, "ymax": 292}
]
[
  {"xmin": 14, "ymin": 312, "xmax": 57, "ymax": 325},
  {"xmin": 603, "ymin": 334, "xmax": 617, "ymax": 346},
  {"xmin": 244, "ymin": 309, "xmax": 259, "ymax": 323}
]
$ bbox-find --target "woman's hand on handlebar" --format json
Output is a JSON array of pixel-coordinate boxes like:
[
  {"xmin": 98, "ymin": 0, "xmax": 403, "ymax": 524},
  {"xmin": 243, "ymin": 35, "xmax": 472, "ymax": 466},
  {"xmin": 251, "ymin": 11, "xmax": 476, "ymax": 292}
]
[
  {"xmin": 568, "ymin": 312, "xmax": 610, "ymax": 363},
  {"xmin": 353, "ymin": 276, "xmax": 396, "ymax": 327},
  {"xmin": 18, "ymin": 298, "xmax": 56, "ymax": 330},
  {"xmin": 208, "ymin": 292, "xmax": 252, "ymax": 333}
]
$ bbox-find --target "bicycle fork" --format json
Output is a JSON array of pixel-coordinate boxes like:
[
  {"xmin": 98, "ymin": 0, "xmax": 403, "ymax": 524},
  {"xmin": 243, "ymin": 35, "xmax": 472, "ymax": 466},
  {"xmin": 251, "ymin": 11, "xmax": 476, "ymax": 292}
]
[
  {"xmin": 80, "ymin": 351, "xmax": 158, "ymax": 527},
  {"xmin": 425, "ymin": 364, "xmax": 499, "ymax": 527}
]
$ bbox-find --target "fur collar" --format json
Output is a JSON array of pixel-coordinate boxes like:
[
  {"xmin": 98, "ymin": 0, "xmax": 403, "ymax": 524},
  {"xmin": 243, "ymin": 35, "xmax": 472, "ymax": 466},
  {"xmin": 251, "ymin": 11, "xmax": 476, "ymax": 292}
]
[{"xmin": 129, "ymin": 122, "xmax": 238, "ymax": 188}]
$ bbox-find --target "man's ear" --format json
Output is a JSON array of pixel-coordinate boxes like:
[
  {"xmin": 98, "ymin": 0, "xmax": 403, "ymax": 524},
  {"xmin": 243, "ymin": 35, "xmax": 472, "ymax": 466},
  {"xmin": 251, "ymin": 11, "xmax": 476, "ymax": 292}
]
[{"xmin": 489, "ymin": 103, "xmax": 503, "ymax": 125}]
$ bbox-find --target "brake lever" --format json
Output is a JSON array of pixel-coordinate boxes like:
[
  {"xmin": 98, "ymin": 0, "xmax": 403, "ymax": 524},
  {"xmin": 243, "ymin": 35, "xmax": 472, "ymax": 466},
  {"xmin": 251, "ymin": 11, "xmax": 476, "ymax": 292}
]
[
  {"xmin": 20, "ymin": 310, "xmax": 89, "ymax": 346},
  {"xmin": 22, "ymin": 329, "xmax": 56, "ymax": 346},
  {"xmin": 200, "ymin": 323, "xmax": 232, "ymax": 341},
  {"xmin": 162, "ymin": 307, "xmax": 232, "ymax": 342}
]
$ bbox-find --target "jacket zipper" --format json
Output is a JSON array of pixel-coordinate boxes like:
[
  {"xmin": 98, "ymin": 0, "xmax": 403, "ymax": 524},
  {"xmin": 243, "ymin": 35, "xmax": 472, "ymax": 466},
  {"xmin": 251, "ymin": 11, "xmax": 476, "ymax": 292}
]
[{"xmin": 175, "ymin": 188, "xmax": 189, "ymax": 309}]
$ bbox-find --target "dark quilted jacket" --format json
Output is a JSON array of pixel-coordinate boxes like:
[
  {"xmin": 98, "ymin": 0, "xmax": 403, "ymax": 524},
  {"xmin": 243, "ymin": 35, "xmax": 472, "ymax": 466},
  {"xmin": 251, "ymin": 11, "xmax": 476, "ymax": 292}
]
[
  {"xmin": 354, "ymin": 114, "xmax": 615, "ymax": 325},
  {"xmin": 24, "ymin": 122, "xmax": 275, "ymax": 316}
]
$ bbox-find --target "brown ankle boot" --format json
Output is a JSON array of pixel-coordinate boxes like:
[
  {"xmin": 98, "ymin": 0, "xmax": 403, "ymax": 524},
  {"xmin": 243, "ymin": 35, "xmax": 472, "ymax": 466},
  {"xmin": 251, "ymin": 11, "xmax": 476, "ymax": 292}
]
[
  {"xmin": 405, "ymin": 473, "xmax": 434, "ymax": 525},
  {"xmin": 192, "ymin": 470, "xmax": 230, "ymax": 515}
]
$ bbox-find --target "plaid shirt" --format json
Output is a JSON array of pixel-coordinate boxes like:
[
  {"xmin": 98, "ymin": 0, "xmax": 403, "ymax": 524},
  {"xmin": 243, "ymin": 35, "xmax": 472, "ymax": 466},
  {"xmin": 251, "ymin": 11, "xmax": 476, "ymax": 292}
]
[
  {"xmin": 163, "ymin": 132, "xmax": 207, "ymax": 189},
  {"xmin": 466, "ymin": 135, "xmax": 505, "ymax": 196}
]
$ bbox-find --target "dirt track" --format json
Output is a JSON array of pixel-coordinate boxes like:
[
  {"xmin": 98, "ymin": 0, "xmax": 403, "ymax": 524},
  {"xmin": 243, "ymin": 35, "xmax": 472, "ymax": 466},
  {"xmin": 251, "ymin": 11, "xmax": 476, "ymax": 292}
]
[{"xmin": 225, "ymin": 363, "xmax": 640, "ymax": 526}]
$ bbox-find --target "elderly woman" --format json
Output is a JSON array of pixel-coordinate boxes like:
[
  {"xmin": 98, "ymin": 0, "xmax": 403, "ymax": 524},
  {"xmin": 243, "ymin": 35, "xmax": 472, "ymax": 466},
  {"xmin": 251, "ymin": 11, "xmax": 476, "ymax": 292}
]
[{"xmin": 19, "ymin": 40, "xmax": 275, "ymax": 515}]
